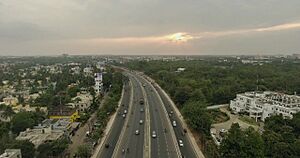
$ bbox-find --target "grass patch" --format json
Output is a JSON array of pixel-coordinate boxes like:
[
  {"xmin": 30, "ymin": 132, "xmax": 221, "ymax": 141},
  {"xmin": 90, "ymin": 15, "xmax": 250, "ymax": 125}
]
[
  {"xmin": 209, "ymin": 109, "xmax": 229, "ymax": 124},
  {"xmin": 239, "ymin": 115, "xmax": 259, "ymax": 126}
]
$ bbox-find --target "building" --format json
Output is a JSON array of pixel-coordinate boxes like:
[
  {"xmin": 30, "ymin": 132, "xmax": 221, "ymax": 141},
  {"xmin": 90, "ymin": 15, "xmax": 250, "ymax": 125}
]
[
  {"xmin": 48, "ymin": 106, "xmax": 79, "ymax": 122},
  {"xmin": 70, "ymin": 92, "xmax": 93, "ymax": 112},
  {"xmin": 83, "ymin": 67, "xmax": 93, "ymax": 76},
  {"xmin": 2, "ymin": 96, "xmax": 18, "ymax": 106},
  {"xmin": 16, "ymin": 126, "xmax": 64, "ymax": 148},
  {"xmin": 12, "ymin": 105, "xmax": 48, "ymax": 114},
  {"xmin": 94, "ymin": 73, "xmax": 103, "ymax": 94},
  {"xmin": 0, "ymin": 111, "xmax": 11, "ymax": 122},
  {"xmin": 230, "ymin": 91, "xmax": 300, "ymax": 121},
  {"xmin": 0, "ymin": 149, "xmax": 22, "ymax": 158},
  {"xmin": 176, "ymin": 67, "xmax": 186, "ymax": 72}
]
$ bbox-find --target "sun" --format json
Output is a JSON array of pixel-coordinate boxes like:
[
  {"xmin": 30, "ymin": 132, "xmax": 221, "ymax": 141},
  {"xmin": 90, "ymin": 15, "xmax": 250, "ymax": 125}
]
[{"xmin": 165, "ymin": 32, "xmax": 194, "ymax": 43}]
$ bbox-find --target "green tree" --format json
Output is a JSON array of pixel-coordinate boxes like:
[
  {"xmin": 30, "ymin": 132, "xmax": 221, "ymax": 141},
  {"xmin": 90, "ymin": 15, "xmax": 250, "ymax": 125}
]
[
  {"xmin": 76, "ymin": 145, "xmax": 92, "ymax": 158},
  {"xmin": 220, "ymin": 123, "xmax": 244, "ymax": 158},
  {"xmin": 11, "ymin": 112, "xmax": 35, "ymax": 134},
  {"xmin": 182, "ymin": 101, "xmax": 212, "ymax": 134},
  {"xmin": 7, "ymin": 140, "xmax": 35, "ymax": 158}
]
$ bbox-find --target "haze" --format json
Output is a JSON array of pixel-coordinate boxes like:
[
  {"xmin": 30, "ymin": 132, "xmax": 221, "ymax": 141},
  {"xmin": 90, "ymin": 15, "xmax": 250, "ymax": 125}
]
[{"xmin": 0, "ymin": 0, "xmax": 300, "ymax": 56}]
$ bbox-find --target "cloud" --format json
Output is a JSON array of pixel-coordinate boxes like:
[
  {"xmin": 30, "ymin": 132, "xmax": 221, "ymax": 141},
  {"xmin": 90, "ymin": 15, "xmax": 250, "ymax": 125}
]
[{"xmin": 77, "ymin": 22, "xmax": 300, "ymax": 44}]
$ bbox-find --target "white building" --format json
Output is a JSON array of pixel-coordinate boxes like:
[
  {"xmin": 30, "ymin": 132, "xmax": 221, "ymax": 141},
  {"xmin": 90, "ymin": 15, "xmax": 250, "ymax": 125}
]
[
  {"xmin": 70, "ymin": 92, "xmax": 93, "ymax": 112},
  {"xmin": 0, "ymin": 149, "xmax": 22, "ymax": 158},
  {"xmin": 94, "ymin": 73, "xmax": 103, "ymax": 94},
  {"xmin": 230, "ymin": 91, "xmax": 300, "ymax": 121},
  {"xmin": 83, "ymin": 67, "xmax": 93, "ymax": 76}
]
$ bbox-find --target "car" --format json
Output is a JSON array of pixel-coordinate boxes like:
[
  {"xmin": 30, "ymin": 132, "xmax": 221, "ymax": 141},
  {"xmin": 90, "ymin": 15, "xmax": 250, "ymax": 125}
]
[
  {"xmin": 124, "ymin": 110, "xmax": 127, "ymax": 114},
  {"xmin": 143, "ymin": 84, "xmax": 146, "ymax": 87},
  {"xmin": 135, "ymin": 130, "xmax": 140, "ymax": 135},
  {"xmin": 140, "ymin": 108, "xmax": 144, "ymax": 112},
  {"xmin": 139, "ymin": 120, "xmax": 143, "ymax": 124},
  {"xmin": 152, "ymin": 131, "xmax": 157, "ymax": 138},
  {"xmin": 86, "ymin": 131, "xmax": 90, "ymax": 136},
  {"xmin": 179, "ymin": 140, "xmax": 184, "ymax": 147},
  {"xmin": 172, "ymin": 121, "xmax": 177, "ymax": 127},
  {"xmin": 170, "ymin": 110, "xmax": 174, "ymax": 114},
  {"xmin": 122, "ymin": 114, "xmax": 126, "ymax": 118},
  {"xmin": 139, "ymin": 99, "xmax": 144, "ymax": 105},
  {"xmin": 92, "ymin": 141, "xmax": 98, "ymax": 147},
  {"xmin": 105, "ymin": 143, "xmax": 110, "ymax": 148}
]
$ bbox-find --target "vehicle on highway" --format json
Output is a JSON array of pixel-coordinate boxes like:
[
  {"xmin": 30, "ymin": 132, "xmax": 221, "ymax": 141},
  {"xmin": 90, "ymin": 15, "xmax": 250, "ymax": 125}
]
[
  {"xmin": 124, "ymin": 110, "xmax": 127, "ymax": 114},
  {"xmin": 140, "ymin": 108, "xmax": 144, "ymax": 112},
  {"xmin": 179, "ymin": 140, "xmax": 184, "ymax": 147},
  {"xmin": 135, "ymin": 130, "xmax": 140, "ymax": 135},
  {"xmin": 122, "ymin": 114, "xmax": 126, "ymax": 118},
  {"xmin": 143, "ymin": 84, "xmax": 146, "ymax": 87},
  {"xmin": 172, "ymin": 121, "xmax": 177, "ymax": 127},
  {"xmin": 139, "ymin": 98, "xmax": 144, "ymax": 105},
  {"xmin": 139, "ymin": 119, "xmax": 143, "ymax": 124},
  {"xmin": 152, "ymin": 131, "xmax": 157, "ymax": 138},
  {"xmin": 170, "ymin": 110, "xmax": 174, "ymax": 114},
  {"xmin": 105, "ymin": 143, "xmax": 110, "ymax": 148}
]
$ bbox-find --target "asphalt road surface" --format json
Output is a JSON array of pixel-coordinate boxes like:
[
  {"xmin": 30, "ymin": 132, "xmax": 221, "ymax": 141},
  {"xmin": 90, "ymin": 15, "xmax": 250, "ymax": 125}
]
[
  {"xmin": 113, "ymin": 73, "xmax": 146, "ymax": 158},
  {"xmin": 95, "ymin": 80, "xmax": 132, "ymax": 158},
  {"xmin": 96, "ymin": 70, "xmax": 198, "ymax": 158}
]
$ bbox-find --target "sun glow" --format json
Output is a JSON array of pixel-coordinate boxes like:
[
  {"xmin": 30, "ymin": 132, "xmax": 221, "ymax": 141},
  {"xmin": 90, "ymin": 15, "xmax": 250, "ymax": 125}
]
[{"xmin": 165, "ymin": 32, "xmax": 195, "ymax": 42}]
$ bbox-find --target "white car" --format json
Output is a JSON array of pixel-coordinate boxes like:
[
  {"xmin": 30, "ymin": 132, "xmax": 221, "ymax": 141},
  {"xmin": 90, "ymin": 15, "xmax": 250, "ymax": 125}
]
[
  {"xmin": 135, "ymin": 130, "xmax": 140, "ymax": 135},
  {"xmin": 124, "ymin": 110, "xmax": 127, "ymax": 114},
  {"xmin": 172, "ymin": 121, "xmax": 177, "ymax": 127},
  {"xmin": 179, "ymin": 140, "xmax": 184, "ymax": 147},
  {"xmin": 152, "ymin": 131, "xmax": 157, "ymax": 138},
  {"xmin": 122, "ymin": 114, "xmax": 126, "ymax": 118},
  {"xmin": 139, "ymin": 120, "xmax": 143, "ymax": 124}
]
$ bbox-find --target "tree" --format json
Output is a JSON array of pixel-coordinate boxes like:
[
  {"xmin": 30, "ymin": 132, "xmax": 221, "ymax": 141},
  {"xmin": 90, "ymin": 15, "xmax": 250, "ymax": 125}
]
[
  {"xmin": 220, "ymin": 123, "xmax": 244, "ymax": 158},
  {"xmin": 182, "ymin": 101, "xmax": 212, "ymax": 134},
  {"xmin": 7, "ymin": 140, "xmax": 35, "ymax": 158},
  {"xmin": 76, "ymin": 145, "xmax": 92, "ymax": 158},
  {"xmin": 262, "ymin": 130, "xmax": 282, "ymax": 157},
  {"xmin": 11, "ymin": 112, "xmax": 35, "ymax": 134},
  {"xmin": 51, "ymin": 138, "xmax": 69, "ymax": 156}
]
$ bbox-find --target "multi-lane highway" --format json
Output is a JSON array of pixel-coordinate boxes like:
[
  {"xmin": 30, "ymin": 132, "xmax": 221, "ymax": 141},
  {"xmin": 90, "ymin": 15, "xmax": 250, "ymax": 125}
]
[
  {"xmin": 113, "ymin": 74, "xmax": 146, "ymax": 158},
  {"xmin": 94, "ymin": 70, "xmax": 201, "ymax": 158},
  {"xmin": 93, "ymin": 78, "xmax": 132, "ymax": 158}
]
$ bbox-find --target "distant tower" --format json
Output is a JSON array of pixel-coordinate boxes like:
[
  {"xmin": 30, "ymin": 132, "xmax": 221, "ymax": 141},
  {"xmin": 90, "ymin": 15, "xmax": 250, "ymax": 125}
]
[{"xmin": 94, "ymin": 73, "xmax": 103, "ymax": 94}]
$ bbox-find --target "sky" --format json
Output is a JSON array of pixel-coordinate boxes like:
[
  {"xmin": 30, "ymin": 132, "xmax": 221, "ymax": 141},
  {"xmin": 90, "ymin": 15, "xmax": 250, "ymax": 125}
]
[{"xmin": 0, "ymin": 0, "xmax": 300, "ymax": 56}]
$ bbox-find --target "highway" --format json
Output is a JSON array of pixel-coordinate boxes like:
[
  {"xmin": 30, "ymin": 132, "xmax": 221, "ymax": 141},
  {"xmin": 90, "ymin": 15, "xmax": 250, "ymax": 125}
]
[
  {"xmin": 95, "ymin": 70, "xmax": 199, "ymax": 158},
  {"xmin": 135, "ymin": 75, "xmax": 180, "ymax": 158},
  {"xmin": 112, "ymin": 73, "xmax": 146, "ymax": 158},
  {"xmin": 94, "ymin": 79, "xmax": 132, "ymax": 158}
]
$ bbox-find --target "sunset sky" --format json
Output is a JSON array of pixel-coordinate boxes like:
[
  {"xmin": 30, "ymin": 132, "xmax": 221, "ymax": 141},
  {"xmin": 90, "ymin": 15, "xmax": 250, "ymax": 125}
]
[{"xmin": 0, "ymin": 0, "xmax": 300, "ymax": 55}]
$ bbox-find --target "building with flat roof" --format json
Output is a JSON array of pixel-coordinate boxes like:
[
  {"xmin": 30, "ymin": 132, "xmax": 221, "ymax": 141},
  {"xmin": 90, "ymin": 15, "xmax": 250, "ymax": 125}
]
[
  {"xmin": 48, "ymin": 106, "xmax": 79, "ymax": 122},
  {"xmin": 230, "ymin": 91, "xmax": 300, "ymax": 121},
  {"xmin": 16, "ymin": 125, "xmax": 64, "ymax": 148},
  {"xmin": 0, "ymin": 149, "xmax": 22, "ymax": 158}
]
